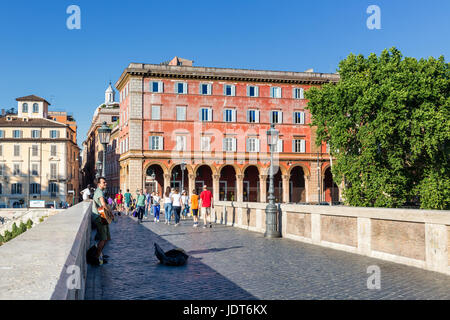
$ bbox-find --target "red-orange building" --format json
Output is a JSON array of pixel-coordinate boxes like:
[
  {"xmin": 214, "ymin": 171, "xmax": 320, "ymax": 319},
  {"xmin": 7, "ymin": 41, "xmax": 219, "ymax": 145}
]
[{"xmin": 115, "ymin": 57, "xmax": 340, "ymax": 203}]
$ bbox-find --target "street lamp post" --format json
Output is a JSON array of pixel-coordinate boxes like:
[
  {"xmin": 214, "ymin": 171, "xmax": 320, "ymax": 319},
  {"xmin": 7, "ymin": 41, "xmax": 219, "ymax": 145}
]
[
  {"xmin": 96, "ymin": 160, "xmax": 102, "ymax": 180},
  {"xmin": 180, "ymin": 162, "xmax": 187, "ymax": 192},
  {"xmin": 98, "ymin": 121, "xmax": 112, "ymax": 178},
  {"xmin": 265, "ymin": 123, "xmax": 281, "ymax": 238}
]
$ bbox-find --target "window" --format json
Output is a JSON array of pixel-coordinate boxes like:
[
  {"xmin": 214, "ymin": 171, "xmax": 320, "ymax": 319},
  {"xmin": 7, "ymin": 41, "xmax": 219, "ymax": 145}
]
[
  {"xmin": 50, "ymin": 163, "xmax": 57, "ymax": 179},
  {"xmin": 30, "ymin": 183, "xmax": 41, "ymax": 194},
  {"xmin": 13, "ymin": 130, "xmax": 22, "ymax": 138},
  {"xmin": 0, "ymin": 184, "xmax": 2, "ymax": 195},
  {"xmin": 293, "ymin": 88, "xmax": 305, "ymax": 99},
  {"xmin": 175, "ymin": 136, "xmax": 187, "ymax": 151},
  {"xmin": 247, "ymin": 110, "xmax": 260, "ymax": 123},
  {"xmin": 247, "ymin": 86, "xmax": 259, "ymax": 97},
  {"xmin": 0, "ymin": 145, "xmax": 2, "ymax": 156},
  {"xmin": 223, "ymin": 109, "xmax": 236, "ymax": 122},
  {"xmin": 246, "ymin": 138, "xmax": 260, "ymax": 152},
  {"xmin": 270, "ymin": 111, "xmax": 283, "ymax": 124},
  {"xmin": 0, "ymin": 164, "xmax": 4, "ymax": 176},
  {"xmin": 275, "ymin": 139, "xmax": 283, "ymax": 153},
  {"xmin": 199, "ymin": 108, "xmax": 213, "ymax": 122},
  {"xmin": 151, "ymin": 106, "xmax": 161, "ymax": 120},
  {"xmin": 51, "ymin": 145, "xmax": 57, "ymax": 156},
  {"xmin": 223, "ymin": 137, "xmax": 237, "ymax": 152},
  {"xmin": 0, "ymin": 130, "xmax": 4, "ymax": 138},
  {"xmin": 200, "ymin": 83, "xmax": 212, "ymax": 95},
  {"xmin": 32, "ymin": 145, "xmax": 39, "ymax": 157},
  {"xmin": 149, "ymin": 136, "xmax": 163, "ymax": 150},
  {"xmin": 223, "ymin": 84, "xmax": 236, "ymax": 96},
  {"xmin": 49, "ymin": 182, "xmax": 58, "ymax": 193},
  {"xmin": 14, "ymin": 145, "xmax": 20, "ymax": 157},
  {"xmin": 112, "ymin": 116, "xmax": 118, "ymax": 122},
  {"xmin": 33, "ymin": 103, "xmax": 39, "ymax": 113},
  {"xmin": 201, "ymin": 136, "xmax": 211, "ymax": 151},
  {"xmin": 32, "ymin": 163, "xmax": 39, "ymax": 176},
  {"xmin": 12, "ymin": 183, "xmax": 22, "ymax": 194},
  {"xmin": 175, "ymin": 82, "xmax": 188, "ymax": 94},
  {"xmin": 50, "ymin": 130, "xmax": 59, "ymax": 139},
  {"xmin": 293, "ymin": 139, "xmax": 306, "ymax": 153},
  {"xmin": 151, "ymin": 81, "xmax": 164, "ymax": 93},
  {"xmin": 176, "ymin": 106, "xmax": 186, "ymax": 121},
  {"xmin": 293, "ymin": 111, "xmax": 305, "ymax": 124},
  {"xmin": 31, "ymin": 130, "xmax": 40, "ymax": 138},
  {"xmin": 13, "ymin": 164, "xmax": 21, "ymax": 176},
  {"xmin": 270, "ymin": 87, "xmax": 282, "ymax": 98},
  {"xmin": 22, "ymin": 103, "xmax": 28, "ymax": 113}
]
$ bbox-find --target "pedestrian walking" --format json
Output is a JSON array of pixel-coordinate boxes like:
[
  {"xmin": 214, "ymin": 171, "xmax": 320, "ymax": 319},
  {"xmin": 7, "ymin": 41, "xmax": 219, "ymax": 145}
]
[
  {"xmin": 163, "ymin": 186, "xmax": 172, "ymax": 224},
  {"xmin": 81, "ymin": 184, "xmax": 91, "ymax": 201},
  {"xmin": 124, "ymin": 189, "xmax": 132, "ymax": 216},
  {"xmin": 190, "ymin": 189, "xmax": 200, "ymax": 227},
  {"xmin": 199, "ymin": 185, "xmax": 214, "ymax": 228},
  {"xmin": 171, "ymin": 188, "xmax": 182, "ymax": 226},
  {"xmin": 115, "ymin": 190, "xmax": 124, "ymax": 214},
  {"xmin": 152, "ymin": 191, "xmax": 161, "ymax": 222},
  {"xmin": 181, "ymin": 190, "xmax": 189, "ymax": 220},
  {"xmin": 136, "ymin": 189, "xmax": 146, "ymax": 224}
]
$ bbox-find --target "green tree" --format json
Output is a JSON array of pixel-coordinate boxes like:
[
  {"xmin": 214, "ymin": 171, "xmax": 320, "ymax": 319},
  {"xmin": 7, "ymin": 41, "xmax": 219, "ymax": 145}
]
[
  {"xmin": 26, "ymin": 219, "xmax": 33, "ymax": 229},
  {"xmin": 4, "ymin": 230, "xmax": 12, "ymax": 242},
  {"xmin": 11, "ymin": 223, "xmax": 20, "ymax": 237},
  {"xmin": 306, "ymin": 48, "xmax": 449, "ymax": 209},
  {"xmin": 19, "ymin": 221, "xmax": 27, "ymax": 233}
]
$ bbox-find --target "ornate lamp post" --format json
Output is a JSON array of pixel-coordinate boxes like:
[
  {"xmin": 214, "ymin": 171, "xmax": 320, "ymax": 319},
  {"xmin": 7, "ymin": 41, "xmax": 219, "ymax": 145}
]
[
  {"xmin": 180, "ymin": 162, "xmax": 187, "ymax": 192},
  {"xmin": 97, "ymin": 121, "xmax": 112, "ymax": 177},
  {"xmin": 265, "ymin": 123, "xmax": 281, "ymax": 238},
  {"xmin": 95, "ymin": 160, "xmax": 102, "ymax": 180}
]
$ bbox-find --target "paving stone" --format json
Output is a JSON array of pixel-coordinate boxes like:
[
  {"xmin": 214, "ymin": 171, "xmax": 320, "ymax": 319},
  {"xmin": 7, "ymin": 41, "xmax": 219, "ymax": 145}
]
[{"xmin": 85, "ymin": 215, "xmax": 450, "ymax": 300}]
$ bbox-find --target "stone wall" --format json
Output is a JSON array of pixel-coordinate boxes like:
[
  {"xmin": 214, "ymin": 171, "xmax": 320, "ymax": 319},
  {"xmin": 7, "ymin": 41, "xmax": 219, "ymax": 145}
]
[
  {"xmin": 0, "ymin": 208, "xmax": 62, "ymax": 238},
  {"xmin": 213, "ymin": 201, "xmax": 450, "ymax": 275},
  {"xmin": 0, "ymin": 202, "xmax": 92, "ymax": 300}
]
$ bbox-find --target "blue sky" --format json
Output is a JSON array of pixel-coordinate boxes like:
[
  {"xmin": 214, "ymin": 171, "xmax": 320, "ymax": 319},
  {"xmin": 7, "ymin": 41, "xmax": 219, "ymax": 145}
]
[{"xmin": 0, "ymin": 0, "xmax": 448, "ymax": 145}]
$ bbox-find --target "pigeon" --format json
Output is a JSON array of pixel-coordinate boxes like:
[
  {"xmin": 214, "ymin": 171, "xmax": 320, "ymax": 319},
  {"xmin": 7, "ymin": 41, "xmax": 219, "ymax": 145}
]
[{"xmin": 154, "ymin": 243, "xmax": 189, "ymax": 266}]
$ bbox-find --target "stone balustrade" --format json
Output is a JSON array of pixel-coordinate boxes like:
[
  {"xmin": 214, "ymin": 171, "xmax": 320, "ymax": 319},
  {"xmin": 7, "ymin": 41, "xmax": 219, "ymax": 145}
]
[
  {"xmin": 0, "ymin": 201, "xmax": 92, "ymax": 300},
  {"xmin": 213, "ymin": 201, "xmax": 450, "ymax": 275}
]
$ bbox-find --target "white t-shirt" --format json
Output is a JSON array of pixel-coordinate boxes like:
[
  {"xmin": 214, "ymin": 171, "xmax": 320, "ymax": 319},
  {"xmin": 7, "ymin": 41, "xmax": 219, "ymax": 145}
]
[
  {"xmin": 181, "ymin": 195, "xmax": 188, "ymax": 206},
  {"xmin": 171, "ymin": 193, "xmax": 182, "ymax": 207},
  {"xmin": 164, "ymin": 195, "xmax": 172, "ymax": 204},
  {"xmin": 81, "ymin": 188, "xmax": 91, "ymax": 201},
  {"xmin": 152, "ymin": 196, "xmax": 161, "ymax": 205}
]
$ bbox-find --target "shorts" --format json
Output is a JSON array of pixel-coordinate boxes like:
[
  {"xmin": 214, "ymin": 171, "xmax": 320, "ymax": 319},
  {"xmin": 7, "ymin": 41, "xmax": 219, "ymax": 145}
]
[
  {"xmin": 93, "ymin": 216, "xmax": 111, "ymax": 241},
  {"xmin": 192, "ymin": 209, "xmax": 198, "ymax": 216},
  {"xmin": 201, "ymin": 207, "xmax": 211, "ymax": 215},
  {"xmin": 125, "ymin": 202, "xmax": 130, "ymax": 208}
]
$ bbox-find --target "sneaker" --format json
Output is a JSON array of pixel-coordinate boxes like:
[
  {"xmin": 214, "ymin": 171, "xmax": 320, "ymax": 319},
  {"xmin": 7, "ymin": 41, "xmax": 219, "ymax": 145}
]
[
  {"xmin": 154, "ymin": 218, "xmax": 157, "ymax": 222},
  {"xmin": 175, "ymin": 223, "xmax": 179, "ymax": 227},
  {"xmin": 193, "ymin": 223, "xmax": 198, "ymax": 228},
  {"xmin": 209, "ymin": 223, "xmax": 212, "ymax": 228},
  {"xmin": 203, "ymin": 225, "xmax": 207, "ymax": 228}
]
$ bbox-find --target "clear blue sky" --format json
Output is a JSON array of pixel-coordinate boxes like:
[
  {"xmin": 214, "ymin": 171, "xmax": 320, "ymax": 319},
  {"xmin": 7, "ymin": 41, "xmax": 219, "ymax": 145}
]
[{"xmin": 0, "ymin": 0, "xmax": 448, "ymax": 146}]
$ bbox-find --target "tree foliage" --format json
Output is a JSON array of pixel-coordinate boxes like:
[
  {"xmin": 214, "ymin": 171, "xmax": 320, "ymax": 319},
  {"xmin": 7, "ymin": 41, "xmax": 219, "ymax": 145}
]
[{"xmin": 306, "ymin": 48, "xmax": 449, "ymax": 209}]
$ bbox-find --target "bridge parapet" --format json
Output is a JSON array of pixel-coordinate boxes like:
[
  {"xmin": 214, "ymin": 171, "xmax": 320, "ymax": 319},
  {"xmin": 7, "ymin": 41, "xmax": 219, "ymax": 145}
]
[
  {"xmin": 0, "ymin": 201, "xmax": 92, "ymax": 300},
  {"xmin": 213, "ymin": 201, "xmax": 450, "ymax": 275}
]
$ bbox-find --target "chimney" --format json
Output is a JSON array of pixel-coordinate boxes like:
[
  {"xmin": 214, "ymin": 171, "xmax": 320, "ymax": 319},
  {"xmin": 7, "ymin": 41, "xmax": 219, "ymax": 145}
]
[{"xmin": 1, "ymin": 109, "xmax": 4, "ymax": 117}]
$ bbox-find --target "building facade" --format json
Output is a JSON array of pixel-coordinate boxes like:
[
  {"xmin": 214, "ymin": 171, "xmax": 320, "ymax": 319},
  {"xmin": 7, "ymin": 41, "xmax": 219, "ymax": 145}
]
[
  {"xmin": 0, "ymin": 95, "xmax": 79, "ymax": 208},
  {"xmin": 115, "ymin": 58, "xmax": 341, "ymax": 204},
  {"xmin": 81, "ymin": 84, "xmax": 120, "ymax": 194}
]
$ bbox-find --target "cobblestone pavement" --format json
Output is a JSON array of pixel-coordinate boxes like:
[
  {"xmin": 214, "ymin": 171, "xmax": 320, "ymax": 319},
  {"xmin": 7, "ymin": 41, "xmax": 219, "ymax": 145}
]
[{"xmin": 85, "ymin": 215, "xmax": 450, "ymax": 300}]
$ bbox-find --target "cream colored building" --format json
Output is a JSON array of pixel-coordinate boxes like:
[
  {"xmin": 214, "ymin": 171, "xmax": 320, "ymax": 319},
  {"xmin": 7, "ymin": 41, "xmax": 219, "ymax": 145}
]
[{"xmin": 0, "ymin": 95, "xmax": 79, "ymax": 208}]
